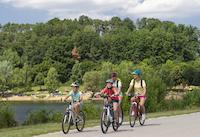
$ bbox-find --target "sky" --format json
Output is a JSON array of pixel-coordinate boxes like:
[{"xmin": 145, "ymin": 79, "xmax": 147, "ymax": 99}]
[{"xmin": 0, "ymin": 0, "xmax": 200, "ymax": 27}]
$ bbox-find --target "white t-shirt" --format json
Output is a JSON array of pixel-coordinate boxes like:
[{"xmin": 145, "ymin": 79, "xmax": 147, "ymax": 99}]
[
  {"xmin": 113, "ymin": 79, "xmax": 122, "ymax": 92},
  {"xmin": 129, "ymin": 79, "xmax": 146, "ymax": 95}
]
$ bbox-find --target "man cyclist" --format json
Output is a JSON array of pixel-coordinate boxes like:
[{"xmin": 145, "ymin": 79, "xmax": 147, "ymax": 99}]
[
  {"xmin": 65, "ymin": 82, "xmax": 83, "ymax": 120},
  {"xmin": 126, "ymin": 69, "xmax": 147, "ymax": 121}
]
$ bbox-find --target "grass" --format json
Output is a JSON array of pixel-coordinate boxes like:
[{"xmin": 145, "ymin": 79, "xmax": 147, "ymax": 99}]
[
  {"xmin": 1, "ymin": 107, "xmax": 200, "ymax": 137},
  {"xmin": 0, "ymin": 120, "xmax": 99, "ymax": 137}
]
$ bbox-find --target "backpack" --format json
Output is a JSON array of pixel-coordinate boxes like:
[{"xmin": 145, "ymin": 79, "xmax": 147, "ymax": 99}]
[{"xmin": 116, "ymin": 78, "xmax": 123, "ymax": 89}]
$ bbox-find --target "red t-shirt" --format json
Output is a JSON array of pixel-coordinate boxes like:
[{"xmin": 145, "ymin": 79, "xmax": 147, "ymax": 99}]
[{"xmin": 101, "ymin": 87, "xmax": 119, "ymax": 100}]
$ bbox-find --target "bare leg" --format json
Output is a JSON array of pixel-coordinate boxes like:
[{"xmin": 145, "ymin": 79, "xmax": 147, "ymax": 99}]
[{"xmin": 113, "ymin": 102, "xmax": 119, "ymax": 123}]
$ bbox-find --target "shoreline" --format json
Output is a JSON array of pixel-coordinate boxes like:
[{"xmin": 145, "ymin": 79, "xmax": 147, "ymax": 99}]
[{"xmin": 0, "ymin": 95, "xmax": 103, "ymax": 102}]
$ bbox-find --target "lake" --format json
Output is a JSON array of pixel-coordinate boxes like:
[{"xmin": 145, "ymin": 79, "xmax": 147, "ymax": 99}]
[{"xmin": 7, "ymin": 101, "xmax": 102, "ymax": 124}]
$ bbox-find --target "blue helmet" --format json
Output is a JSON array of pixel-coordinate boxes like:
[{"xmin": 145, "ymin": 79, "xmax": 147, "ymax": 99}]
[{"xmin": 132, "ymin": 69, "xmax": 141, "ymax": 75}]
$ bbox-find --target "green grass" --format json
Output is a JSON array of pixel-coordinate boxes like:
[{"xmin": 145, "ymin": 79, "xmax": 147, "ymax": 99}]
[
  {"xmin": 1, "ymin": 107, "xmax": 200, "ymax": 137},
  {"xmin": 0, "ymin": 120, "xmax": 99, "ymax": 137}
]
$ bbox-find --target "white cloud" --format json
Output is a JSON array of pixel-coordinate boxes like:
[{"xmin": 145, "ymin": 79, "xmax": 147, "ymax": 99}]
[{"xmin": 1, "ymin": 0, "xmax": 200, "ymax": 20}]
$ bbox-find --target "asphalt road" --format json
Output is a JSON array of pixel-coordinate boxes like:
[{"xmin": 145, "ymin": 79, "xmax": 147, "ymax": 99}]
[{"xmin": 34, "ymin": 112, "xmax": 200, "ymax": 137}]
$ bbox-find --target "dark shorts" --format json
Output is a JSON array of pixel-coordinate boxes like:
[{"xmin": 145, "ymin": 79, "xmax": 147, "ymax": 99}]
[{"xmin": 112, "ymin": 99, "xmax": 119, "ymax": 103}]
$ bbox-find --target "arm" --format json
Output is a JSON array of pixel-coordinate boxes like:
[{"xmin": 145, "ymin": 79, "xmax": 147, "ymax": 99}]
[
  {"xmin": 79, "ymin": 93, "xmax": 83, "ymax": 102},
  {"xmin": 142, "ymin": 80, "xmax": 147, "ymax": 96},
  {"xmin": 118, "ymin": 81, "xmax": 122, "ymax": 93},
  {"xmin": 100, "ymin": 87, "xmax": 107, "ymax": 94},
  {"xmin": 126, "ymin": 79, "xmax": 134, "ymax": 95},
  {"xmin": 126, "ymin": 85, "xmax": 133, "ymax": 95},
  {"xmin": 113, "ymin": 87, "xmax": 119, "ymax": 96},
  {"xmin": 64, "ymin": 91, "xmax": 71, "ymax": 100}
]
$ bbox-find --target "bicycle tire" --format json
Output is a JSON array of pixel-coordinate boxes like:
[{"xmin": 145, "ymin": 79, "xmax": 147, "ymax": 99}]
[
  {"xmin": 62, "ymin": 111, "xmax": 71, "ymax": 134},
  {"xmin": 129, "ymin": 105, "xmax": 137, "ymax": 127},
  {"xmin": 76, "ymin": 111, "xmax": 85, "ymax": 132},
  {"xmin": 100, "ymin": 109, "xmax": 109, "ymax": 134}
]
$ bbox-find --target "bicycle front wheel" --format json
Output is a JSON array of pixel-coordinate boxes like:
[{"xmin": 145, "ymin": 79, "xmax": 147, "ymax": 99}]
[
  {"xmin": 62, "ymin": 111, "xmax": 71, "ymax": 134},
  {"xmin": 129, "ymin": 105, "xmax": 137, "ymax": 127},
  {"xmin": 76, "ymin": 111, "xmax": 85, "ymax": 132},
  {"xmin": 100, "ymin": 109, "xmax": 109, "ymax": 134}
]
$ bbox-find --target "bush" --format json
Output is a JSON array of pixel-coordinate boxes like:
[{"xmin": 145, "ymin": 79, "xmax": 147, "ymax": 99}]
[
  {"xmin": 0, "ymin": 102, "xmax": 17, "ymax": 128},
  {"xmin": 83, "ymin": 102, "xmax": 102, "ymax": 120},
  {"xmin": 183, "ymin": 90, "xmax": 200, "ymax": 107},
  {"xmin": 23, "ymin": 109, "xmax": 62, "ymax": 125},
  {"xmin": 145, "ymin": 74, "xmax": 168, "ymax": 112}
]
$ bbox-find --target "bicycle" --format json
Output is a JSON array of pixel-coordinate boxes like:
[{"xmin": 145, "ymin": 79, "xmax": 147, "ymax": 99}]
[
  {"xmin": 118, "ymin": 103, "xmax": 124, "ymax": 126},
  {"xmin": 100, "ymin": 94, "xmax": 119, "ymax": 134},
  {"xmin": 127, "ymin": 94, "xmax": 145, "ymax": 127},
  {"xmin": 62, "ymin": 101, "xmax": 85, "ymax": 134}
]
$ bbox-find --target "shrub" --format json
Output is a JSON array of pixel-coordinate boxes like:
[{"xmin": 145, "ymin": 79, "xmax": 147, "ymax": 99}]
[
  {"xmin": 183, "ymin": 90, "xmax": 200, "ymax": 107},
  {"xmin": 23, "ymin": 109, "xmax": 62, "ymax": 125},
  {"xmin": 0, "ymin": 102, "xmax": 17, "ymax": 128},
  {"xmin": 83, "ymin": 102, "xmax": 102, "ymax": 120}
]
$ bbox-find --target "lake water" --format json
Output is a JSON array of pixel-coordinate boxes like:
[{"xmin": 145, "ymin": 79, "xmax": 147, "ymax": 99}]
[{"xmin": 8, "ymin": 101, "xmax": 102, "ymax": 124}]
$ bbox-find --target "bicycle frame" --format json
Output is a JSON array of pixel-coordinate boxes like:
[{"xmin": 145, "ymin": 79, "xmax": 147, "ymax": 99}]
[
  {"xmin": 66, "ymin": 101, "xmax": 78, "ymax": 124},
  {"xmin": 103, "ymin": 103, "xmax": 113, "ymax": 123}
]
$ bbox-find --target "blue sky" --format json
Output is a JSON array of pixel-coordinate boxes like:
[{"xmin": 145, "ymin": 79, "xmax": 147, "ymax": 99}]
[{"xmin": 0, "ymin": 0, "xmax": 200, "ymax": 27}]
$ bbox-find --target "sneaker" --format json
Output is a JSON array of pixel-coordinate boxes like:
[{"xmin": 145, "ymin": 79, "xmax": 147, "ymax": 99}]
[
  {"xmin": 141, "ymin": 114, "xmax": 145, "ymax": 121},
  {"xmin": 75, "ymin": 118, "xmax": 80, "ymax": 123}
]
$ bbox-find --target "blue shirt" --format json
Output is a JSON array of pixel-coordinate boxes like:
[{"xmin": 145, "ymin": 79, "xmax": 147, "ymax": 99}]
[{"xmin": 68, "ymin": 91, "xmax": 82, "ymax": 102}]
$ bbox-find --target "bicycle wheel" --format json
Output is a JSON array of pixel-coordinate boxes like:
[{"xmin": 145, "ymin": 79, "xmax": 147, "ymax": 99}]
[
  {"xmin": 100, "ymin": 109, "xmax": 109, "ymax": 134},
  {"xmin": 118, "ymin": 105, "xmax": 124, "ymax": 126},
  {"xmin": 129, "ymin": 104, "xmax": 137, "ymax": 127},
  {"xmin": 112, "ymin": 110, "xmax": 119, "ymax": 131},
  {"xmin": 62, "ymin": 111, "xmax": 71, "ymax": 134},
  {"xmin": 139, "ymin": 111, "xmax": 145, "ymax": 125},
  {"xmin": 76, "ymin": 111, "xmax": 85, "ymax": 132}
]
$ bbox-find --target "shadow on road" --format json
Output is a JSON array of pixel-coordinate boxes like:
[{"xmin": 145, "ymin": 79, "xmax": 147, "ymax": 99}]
[
  {"xmin": 67, "ymin": 129, "xmax": 99, "ymax": 135},
  {"xmin": 136, "ymin": 123, "xmax": 161, "ymax": 127}
]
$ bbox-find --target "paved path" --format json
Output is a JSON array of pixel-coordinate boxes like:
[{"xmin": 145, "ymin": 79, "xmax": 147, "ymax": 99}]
[{"xmin": 35, "ymin": 112, "xmax": 200, "ymax": 137}]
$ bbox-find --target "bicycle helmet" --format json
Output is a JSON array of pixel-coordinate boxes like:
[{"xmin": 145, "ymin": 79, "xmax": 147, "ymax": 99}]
[
  {"xmin": 71, "ymin": 82, "xmax": 80, "ymax": 87},
  {"xmin": 132, "ymin": 69, "xmax": 142, "ymax": 75}
]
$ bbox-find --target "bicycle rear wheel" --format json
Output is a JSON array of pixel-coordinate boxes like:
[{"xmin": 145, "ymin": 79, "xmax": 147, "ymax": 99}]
[
  {"xmin": 112, "ymin": 110, "xmax": 119, "ymax": 131},
  {"xmin": 129, "ymin": 105, "xmax": 137, "ymax": 127},
  {"xmin": 62, "ymin": 111, "xmax": 71, "ymax": 134},
  {"xmin": 118, "ymin": 105, "xmax": 124, "ymax": 126},
  {"xmin": 76, "ymin": 111, "xmax": 85, "ymax": 132},
  {"xmin": 100, "ymin": 109, "xmax": 109, "ymax": 134},
  {"xmin": 139, "ymin": 110, "xmax": 145, "ymax": 125}
]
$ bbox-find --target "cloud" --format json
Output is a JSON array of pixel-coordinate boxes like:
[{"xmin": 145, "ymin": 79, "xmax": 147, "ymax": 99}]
[{"xmin": 1, "ymin": 0, "xmax": 200, "ymax": 20}]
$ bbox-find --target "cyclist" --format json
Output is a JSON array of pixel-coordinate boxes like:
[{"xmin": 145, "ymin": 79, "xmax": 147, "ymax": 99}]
[
  {"xmin": 65, "ymin": 82, "xmax": 83, "ymax": 119},
  {"xmin": 111, "ymin": 72, "xmax": 123, "ymax": 104},
  {"xmin": 100, "ymin": 79, "xmax": 120, "ymax": 122},
  {"xmin": 111, "ymin": 72, "xmax": 123, "ymax": 123},
  {"xmin": 125, "ymin": 69, "xmax": 147, "ymax": 121}
]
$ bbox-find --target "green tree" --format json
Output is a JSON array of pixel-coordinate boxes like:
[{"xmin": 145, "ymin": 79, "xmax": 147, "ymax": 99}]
[
  {"xmin": 34, "ymin": 72, "xmax": 45, "ymax": 90},
  {"xmin": 0, "ymin": 60, "xmax": 13, "ymax": 96},
  {"xmin": 44, "ymin": 67, "xmax": 59, "ymax": 93}
]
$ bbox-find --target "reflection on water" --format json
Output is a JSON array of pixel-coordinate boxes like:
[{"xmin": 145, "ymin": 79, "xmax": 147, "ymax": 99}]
[{"xmin": 8, "ymin": 101, "xmax": 102, "ymax": 123}]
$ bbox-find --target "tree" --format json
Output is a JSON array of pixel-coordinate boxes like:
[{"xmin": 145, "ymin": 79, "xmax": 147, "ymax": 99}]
[
  {"xmin": 0, "ymin": 60, "xmax": 13, "ymax": 96},
  {"xmin": 0, "ymin": 49, "xmax": 20, "ymax": 67},
  {"xmin": 44, "ymin": 67, "xmax": 59, "ymax": 93},
  {"xmin": 34, "ymin": 72, "xmax": 45, "ymax": 90}
]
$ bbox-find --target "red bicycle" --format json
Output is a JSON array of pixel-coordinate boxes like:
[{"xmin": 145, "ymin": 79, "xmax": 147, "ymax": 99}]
[{"xmin": 127, "ymin": 94, "xmax": 145, "ymax": 127}]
